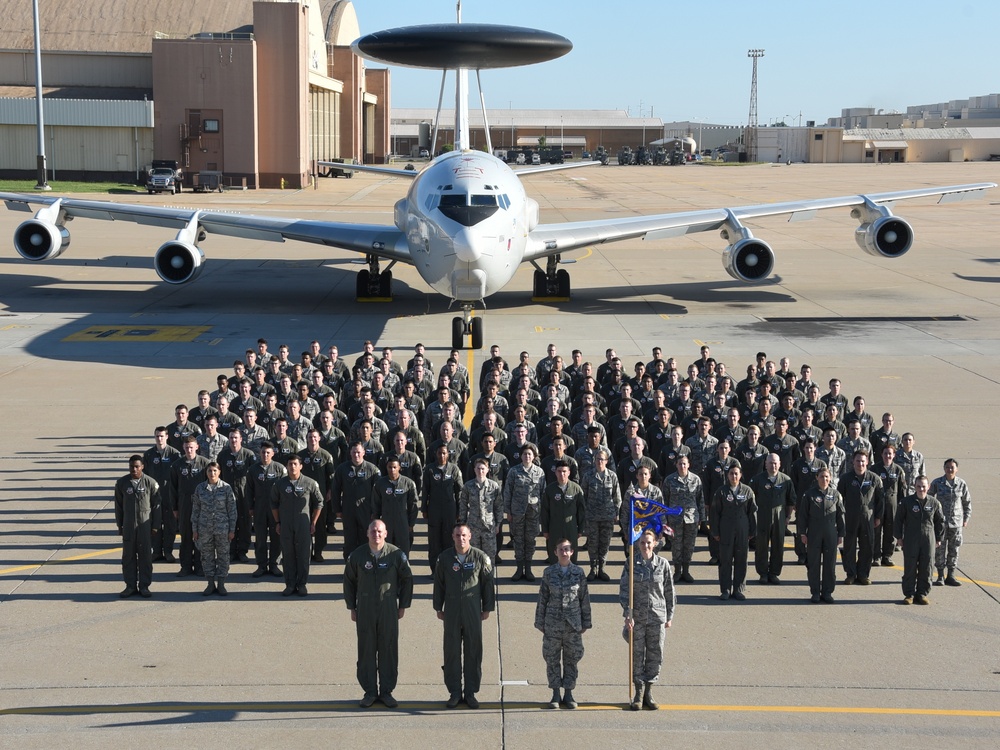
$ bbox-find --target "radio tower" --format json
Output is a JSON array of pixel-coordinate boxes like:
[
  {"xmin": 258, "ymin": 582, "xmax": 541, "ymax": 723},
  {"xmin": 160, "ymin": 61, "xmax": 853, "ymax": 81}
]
[{"xmin": 745, "ymin": 49, "xmax": 764, "ymax": 162}]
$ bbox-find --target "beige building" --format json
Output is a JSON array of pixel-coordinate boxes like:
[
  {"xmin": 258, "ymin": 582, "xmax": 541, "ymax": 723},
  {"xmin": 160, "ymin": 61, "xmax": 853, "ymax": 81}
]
[{"xmin": 0, "ymin": 0, "xmax": 388, "ymax": 187}]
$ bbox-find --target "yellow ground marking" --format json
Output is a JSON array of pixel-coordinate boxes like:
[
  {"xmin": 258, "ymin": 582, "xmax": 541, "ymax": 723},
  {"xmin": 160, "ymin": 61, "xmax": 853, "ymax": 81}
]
[
  {"xmin": 1, "ymin": 701, "xmax": 997, "ymax": 718},
  {"xmin": 534, "ymin": 327, "xmax": 560, "ymax": 332},
  {"xmin": 464, "ymin": 313, "xmax": 476, "ymax": 431},
  {"xmin": 63, "ymin": 325, "xmax": 211, "ymax": 343},
  {"xmin": 0, "ymin": 548, "xmax": 122, "ymax": 575}
]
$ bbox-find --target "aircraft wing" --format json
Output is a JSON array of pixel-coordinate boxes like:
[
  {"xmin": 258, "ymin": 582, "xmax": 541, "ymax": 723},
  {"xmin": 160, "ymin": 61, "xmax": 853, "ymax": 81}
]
[
  {"xmin": 0, "ymin": 193, "xmax": 411, "ymax": 262},
  {"xmin": 318, "ymin": 161, "xmax": 419, "ymax": 179},
  {"xmin": 523, "ymin": 182, "xmax": 996, "ymax": 261},
  {"xmin": 514, "ymin": 161, "xmax": 602, "ymax": 176}
]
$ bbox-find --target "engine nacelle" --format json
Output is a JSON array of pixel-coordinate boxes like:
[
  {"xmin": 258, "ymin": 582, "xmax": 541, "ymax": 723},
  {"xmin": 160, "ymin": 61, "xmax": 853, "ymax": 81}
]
[
  {"xmin": 154, "ymin": 241, "xmax": 204, "ymax": 284},
  {"xmin": 14, "ymin": 219, "xmax": 70, "ymax": 261},
  {"xmin": 722, "ymin": 238, "xmax": 775, "ymax": 282},
  {"xmin": 524, "ymin": 197, "xmax": 539, "ymax": 231},
  {"xmin": 854, "ymin": 216, "xmax": 913, "ymax": 258}
]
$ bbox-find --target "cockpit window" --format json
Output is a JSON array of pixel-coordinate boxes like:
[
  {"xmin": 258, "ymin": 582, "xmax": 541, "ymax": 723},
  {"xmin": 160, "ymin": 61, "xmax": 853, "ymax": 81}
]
[{"xmin": 436, "ymin": 192, "xmax": 502, "ymax": 227}]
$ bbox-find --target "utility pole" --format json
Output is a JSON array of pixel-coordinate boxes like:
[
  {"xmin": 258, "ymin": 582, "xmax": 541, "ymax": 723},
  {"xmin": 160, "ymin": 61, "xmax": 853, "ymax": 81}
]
[
  {"xmin": 32, "ymin": 0, "xmax": 50, "ymax": 190},
  {"xmin": 745, "ymin": 49, "xmax": 764, "ymax": 163}
]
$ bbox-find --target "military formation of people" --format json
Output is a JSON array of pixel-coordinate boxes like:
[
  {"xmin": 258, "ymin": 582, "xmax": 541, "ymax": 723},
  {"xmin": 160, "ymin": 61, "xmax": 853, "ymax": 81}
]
[{"xmin": 113, "ymin": 339, "xmax": 973, "ymax": 704}]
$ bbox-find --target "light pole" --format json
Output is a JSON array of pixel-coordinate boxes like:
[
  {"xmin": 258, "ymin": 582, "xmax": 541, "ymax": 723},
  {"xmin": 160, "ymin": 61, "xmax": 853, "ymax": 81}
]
[{"xmin": 32, "ymin": 0, "xmax": 50, "ymax": 190}]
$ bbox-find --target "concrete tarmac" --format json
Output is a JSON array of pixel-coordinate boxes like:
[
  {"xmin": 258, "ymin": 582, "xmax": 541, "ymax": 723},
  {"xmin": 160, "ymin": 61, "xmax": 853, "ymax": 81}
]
[{"xmin": 1, "ymin": 161, "xmax": 998, "ymax": 748}]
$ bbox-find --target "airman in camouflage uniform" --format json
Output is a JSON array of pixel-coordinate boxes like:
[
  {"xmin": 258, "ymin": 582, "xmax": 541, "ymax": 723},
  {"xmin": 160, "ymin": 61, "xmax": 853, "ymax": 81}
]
[
  {"xmin": 535, "ymin": 539, "xmax": 592, "ymax": 709},
  {"xmin": 929, "ymin": 459, "xmax": 972, "ymax": 586},
  {"xmin": 503, "ymin": 443, "xmax": 546, "ymax": 581},
  {"xmin": 620, "ymin": 529, "xmax": 675, "ymax": 710},
  {"xmin": 580, "ymin": 449, "xmax": 621, "ymax": 582},
  {"xmin": 459, "ymin": 457, "xmax": 503, "ymax": 563},
  {"xmin": 191, "ymin": 462, "xmax": 237, "ymax": 596},
  {"xmin": 661, "ymin": 455, "xmax": 705, "ymax": 583}
]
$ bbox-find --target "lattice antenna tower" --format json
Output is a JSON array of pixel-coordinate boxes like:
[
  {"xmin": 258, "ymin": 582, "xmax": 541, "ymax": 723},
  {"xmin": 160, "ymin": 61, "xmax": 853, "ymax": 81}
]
[{"xmin": 745, "ymin": 49, "xmax": 764, "ymax": 162}]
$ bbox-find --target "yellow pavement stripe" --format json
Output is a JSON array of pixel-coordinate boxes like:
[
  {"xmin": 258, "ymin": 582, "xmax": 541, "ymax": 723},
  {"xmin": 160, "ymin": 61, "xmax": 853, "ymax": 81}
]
[
  {"xmin": 0, "ymin": 548, "xmax": 121, "ymax": 575},
  {"xmin": 464, "ymin": 313, "xmax": 476, "ymax": 431},
  {"xmin": 2, "ymin": 701, "xmax": 998, "ymax": 718}
]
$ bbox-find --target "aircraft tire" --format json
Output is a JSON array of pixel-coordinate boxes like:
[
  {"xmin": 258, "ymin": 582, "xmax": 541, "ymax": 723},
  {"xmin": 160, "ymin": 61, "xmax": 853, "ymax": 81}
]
[
  {"xmin": 532, "ymin": 269, "xmax": 546, "ymax": 297},
  {"xmin": 356, "ymin": 270, "xmax": 371, "ymax": 299},
  {"xmin": 556, "ymin": 268, "xmax": 571, "ymax": 298},
  {"xmin": 451, "ymin": 317, "xmax": 465, "ymax": 350},
  {"xmin": 379, "ymin": 270, "xmax": 393, "ymax": 298},
  {"xmin": 470, "ymin": 316, "xmax": 484, "ymax": 350}
]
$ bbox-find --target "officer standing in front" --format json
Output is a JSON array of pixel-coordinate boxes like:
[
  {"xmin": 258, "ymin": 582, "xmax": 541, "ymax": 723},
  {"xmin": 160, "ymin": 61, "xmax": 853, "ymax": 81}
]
[
  {"xmin": 535, "ymin": 538, "xmax": 591, "ymax": 710},
  {"xmin": 894, "ymin": 476, "xmax": 944, "ymax": 605},
  {"xmin": 344, "ymin": 519, "xmax": 414, "ymax": 708},
  {"xmin": 798, "ymin": 467, "xmax": 845, "ymax": 603},
  {"xmin": 271, "ymin": 455, "xmax": 323, "ymax": 596},
  {"xmin": 433, "ymin": 524, "xmax": 495, "ymax": 709},
  {"xmin": 114, "ymin": 455, "xmax": 160, "ymax": 599}
]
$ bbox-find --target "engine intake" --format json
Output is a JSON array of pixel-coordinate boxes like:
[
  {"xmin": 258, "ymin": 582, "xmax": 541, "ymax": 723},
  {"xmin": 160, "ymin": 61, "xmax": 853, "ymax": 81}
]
[
  {"xmin": 14, "ymin": 219, "xmax": 70, "ymax": 261},
  {"xmin": 855, "ymin": 216, "xmax": 913, "ymax": 258},
  {"xmin": 154, "ymin": 241, "xmax": 204, "ymax": 284},
  {"xmin": 722, "ymin": 238, "xmax": 775, "ymax": 282}
]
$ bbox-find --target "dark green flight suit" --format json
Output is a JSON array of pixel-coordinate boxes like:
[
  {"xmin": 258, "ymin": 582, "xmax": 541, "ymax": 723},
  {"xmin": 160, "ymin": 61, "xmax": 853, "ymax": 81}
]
[
  {"xmin": 540, "ymin": 481, "xmax": 586, "ymax": 563},
  {"xmin": 344, "ymin": 542, "xmax": 414, "ymax": 698},
  {"xmin": 433, "ymin": 546, "xmax": 496, "ymax": 697},
  {"xmin": 893, "ymin": 492, "xmax": 944, "ymax": 599}
]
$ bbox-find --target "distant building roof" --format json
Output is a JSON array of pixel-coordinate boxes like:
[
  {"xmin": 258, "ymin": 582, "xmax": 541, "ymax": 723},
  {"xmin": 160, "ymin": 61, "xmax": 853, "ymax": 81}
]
[
  {"xmin": 393, "ymin": 107, "xmax": 662, "ymax": 129},
  {"xmin": 842, "ymin": 127, "xmax": 975, "ymax": 141}
]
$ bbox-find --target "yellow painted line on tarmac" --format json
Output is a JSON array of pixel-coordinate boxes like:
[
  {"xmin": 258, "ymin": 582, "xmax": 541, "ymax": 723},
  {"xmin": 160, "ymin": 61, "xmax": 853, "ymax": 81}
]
[
  {"xmin": 63, "ymin": 325, "xmax": 211, "ymax": 343},
  {"xmin": 0, "ymin": 547, "xmax": 121, "ymax": 575},
  {"xmin": 2, "ymin": 701, "xmax": 998, "ymax": 718},
  {"xmin": 464, "ymin": 314, "xmax": 476, "ymax": 431}
]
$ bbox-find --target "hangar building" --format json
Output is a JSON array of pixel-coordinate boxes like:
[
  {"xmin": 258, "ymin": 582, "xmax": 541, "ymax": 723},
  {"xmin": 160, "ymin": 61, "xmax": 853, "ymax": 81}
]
[{"xmin": 0, "ymin": 0, "xmax": 388, "ymax": 188}]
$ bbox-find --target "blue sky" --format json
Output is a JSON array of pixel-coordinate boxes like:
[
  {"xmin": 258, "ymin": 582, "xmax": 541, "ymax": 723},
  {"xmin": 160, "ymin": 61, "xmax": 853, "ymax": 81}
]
[{"xmin": 357, "ymin": 0, "xmax": 999, "ymax": 125}]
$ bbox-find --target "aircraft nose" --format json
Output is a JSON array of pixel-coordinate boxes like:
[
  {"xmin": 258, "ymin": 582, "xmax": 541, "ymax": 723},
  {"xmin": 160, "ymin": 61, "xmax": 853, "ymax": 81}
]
[{"xmin": 453, "ymin": 229, "xmax": 483, "ymax": 263}]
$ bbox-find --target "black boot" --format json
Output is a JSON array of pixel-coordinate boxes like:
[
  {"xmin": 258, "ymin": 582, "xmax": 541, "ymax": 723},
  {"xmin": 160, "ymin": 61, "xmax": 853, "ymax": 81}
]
[
  {"xmin": 681, "ymin": 563, "xmax": 694, "ymax": 583},
  {"xmin": 202, "ymin": 579, "xmax": 216, "ymax": 596},
  {"xmin": 216, "ymin": 579, "xmax": 228, "ymax": 596},
  {"xmin": 512, "ymin": 564, "xmax": 524, "ymax": 582}
]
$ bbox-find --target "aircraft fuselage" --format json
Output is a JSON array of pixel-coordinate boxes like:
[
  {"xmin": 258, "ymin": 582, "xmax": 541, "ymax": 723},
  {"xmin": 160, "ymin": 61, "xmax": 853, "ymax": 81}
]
[{"xmin": 398, "ymin": 150, "xmax": 536, "ymax": 302}]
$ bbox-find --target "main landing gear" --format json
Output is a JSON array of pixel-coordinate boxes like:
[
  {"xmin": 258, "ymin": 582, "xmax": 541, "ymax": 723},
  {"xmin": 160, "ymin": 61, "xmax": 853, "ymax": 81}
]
[
  {"xmin": 452, "ymin": 303, "xmax": 484, "ymax": 350},
  {"xmin": 355, "ymin": 255, "xmax": 395, "ymax": 301},
  {"xmin": 531, "ymin": 254, "xmax": 571, "ymax": 301}
]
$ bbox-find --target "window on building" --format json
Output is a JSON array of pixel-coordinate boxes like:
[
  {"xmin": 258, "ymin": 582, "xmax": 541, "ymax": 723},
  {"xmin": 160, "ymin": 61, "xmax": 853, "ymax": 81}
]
[
  {"xmin": 204, "ymin": 119, "xmax": 220, "ymax": 133},
  {"xmin": 814, "ymin": 134, "xmax": 824, "ymax": 141}
]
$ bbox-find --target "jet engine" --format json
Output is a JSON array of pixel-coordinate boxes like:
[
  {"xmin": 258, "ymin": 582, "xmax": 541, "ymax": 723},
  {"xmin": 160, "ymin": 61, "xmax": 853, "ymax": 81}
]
[
  {"xmin": 154, "ymin": 241, "xmax": 204, "ymax": 284},
  {"xmin": 722, "ymin": 238, "xmax": 775, "ymax": 282},
  {"xmin": 854, "ymin": 216, "xmax": 913, "ymax": 258},
  {"xmin": 13, "ymin": 219, "xmax": 70, "ymax": 261}
]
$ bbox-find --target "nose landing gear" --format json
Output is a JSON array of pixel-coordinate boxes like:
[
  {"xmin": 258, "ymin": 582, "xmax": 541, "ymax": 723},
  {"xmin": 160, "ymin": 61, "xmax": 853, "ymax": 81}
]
[{"xmin": 452, "ymin": 303, "xmax": 484, "ymax": 350}]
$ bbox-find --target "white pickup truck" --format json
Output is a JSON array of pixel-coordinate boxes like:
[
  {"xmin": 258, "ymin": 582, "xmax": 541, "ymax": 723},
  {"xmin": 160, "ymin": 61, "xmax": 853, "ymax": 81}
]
[{"xmin": 145, "ymin": 161, "xmax": 184, "ymax": 194}]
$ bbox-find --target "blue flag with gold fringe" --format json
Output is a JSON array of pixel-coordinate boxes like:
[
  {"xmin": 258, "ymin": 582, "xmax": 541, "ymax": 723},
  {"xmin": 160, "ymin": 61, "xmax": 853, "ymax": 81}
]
[{"xmin": 628, "ymin": 493, "xmax": 683, "ymax": 544}]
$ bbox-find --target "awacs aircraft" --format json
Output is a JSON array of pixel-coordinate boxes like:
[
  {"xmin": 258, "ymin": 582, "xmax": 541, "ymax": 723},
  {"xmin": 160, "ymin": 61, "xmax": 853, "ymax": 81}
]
[{"xmin": 1, "ymin": 8, "xmax": 995, "ymax": 350}]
